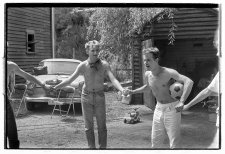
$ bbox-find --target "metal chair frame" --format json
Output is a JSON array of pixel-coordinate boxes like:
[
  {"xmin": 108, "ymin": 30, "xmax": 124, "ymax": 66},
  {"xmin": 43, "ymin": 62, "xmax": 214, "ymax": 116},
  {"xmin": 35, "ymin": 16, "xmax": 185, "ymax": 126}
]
[
  {"xmin": 9, "ymin": 84, "xmax": 28, "ymax": 117},
  {"xmin": 51, "ymin": 86, "xmax": 76, "ymax": 118}
]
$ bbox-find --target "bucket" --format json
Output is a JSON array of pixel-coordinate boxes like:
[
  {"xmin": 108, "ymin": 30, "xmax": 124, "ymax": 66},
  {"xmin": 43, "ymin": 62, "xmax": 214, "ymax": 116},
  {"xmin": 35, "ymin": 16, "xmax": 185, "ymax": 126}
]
[
  {"xmin": 117, "ymin": 91, "xmax": 123, "ymax": 101},
  {"xmin": 122, "ymin": 95, "xmax": 131, "ymax": 104}
]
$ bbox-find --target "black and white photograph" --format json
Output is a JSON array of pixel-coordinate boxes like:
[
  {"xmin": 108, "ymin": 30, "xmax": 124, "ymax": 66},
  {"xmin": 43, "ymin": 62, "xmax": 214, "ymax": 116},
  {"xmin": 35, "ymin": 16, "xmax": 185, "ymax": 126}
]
[{"xmin": 3, "ymin": 2, "xmax": 221, "ymax": 150}]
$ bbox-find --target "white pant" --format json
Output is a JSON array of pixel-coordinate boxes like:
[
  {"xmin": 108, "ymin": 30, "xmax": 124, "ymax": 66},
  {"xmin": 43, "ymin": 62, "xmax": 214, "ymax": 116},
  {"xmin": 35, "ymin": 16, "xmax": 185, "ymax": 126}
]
[{"xmin": 152, "ymin": 101, "xmax": 181, "ymax": 149}]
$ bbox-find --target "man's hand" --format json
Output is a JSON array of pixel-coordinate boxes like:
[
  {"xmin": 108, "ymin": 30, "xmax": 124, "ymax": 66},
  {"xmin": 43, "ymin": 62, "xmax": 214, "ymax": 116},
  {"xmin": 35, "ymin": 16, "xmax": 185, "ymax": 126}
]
[
  {"xmin": 43, "ymin": 84, "xmax": 50, "ymax": 91},
  {"xmin": 183, "ymin": 104, "xmax": 190, "ymax": 111},
  {"xmin": 43, "ymin": 84, "xmax": 55, "ymax": 92},
  {"xmin": 122, "ymin": 89, "xmax": 130, "ymax": 96},
  {"xmin": 126, "ymin": 89, "xmax": 133, "ymax": 95},
  {"xmin": 175, "ymin": 101, "xmax": 184, "ymax": 112}
]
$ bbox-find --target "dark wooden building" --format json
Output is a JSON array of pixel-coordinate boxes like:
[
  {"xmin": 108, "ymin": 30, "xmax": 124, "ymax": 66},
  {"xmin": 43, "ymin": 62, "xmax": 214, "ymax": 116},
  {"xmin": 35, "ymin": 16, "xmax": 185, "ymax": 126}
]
[
  {"xmin": 131, "ymin": 8, "xmax": 219, "ymax": 107},
  {"xmin": 6, "ymin": 7, "xmax": 53, "ymax": 82}
]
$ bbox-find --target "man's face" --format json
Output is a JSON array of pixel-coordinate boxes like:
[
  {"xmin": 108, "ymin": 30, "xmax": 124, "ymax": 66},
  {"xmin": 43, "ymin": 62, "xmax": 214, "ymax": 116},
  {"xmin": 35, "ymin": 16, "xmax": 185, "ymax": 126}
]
[
  {"xmin": 87, "ymin": 45, "xmax": 100, "ymax": 59},
  {"xmin": 143, "ymin": 53, "xmax": 158, "ymax": 71}
]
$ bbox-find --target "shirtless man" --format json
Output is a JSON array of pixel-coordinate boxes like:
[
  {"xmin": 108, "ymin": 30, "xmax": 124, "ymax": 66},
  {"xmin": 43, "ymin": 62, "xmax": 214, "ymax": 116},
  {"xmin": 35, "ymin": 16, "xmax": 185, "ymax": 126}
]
[
  {"xmin": 53, "ymin": 40, "xmax": 128, "ymax": 149},
  {"xmin": 6, "ymin": 61, "xmax": 47, "ymax": 148},
  {"xmin": 129, "ymin": 47, "xmax": 193, "ymax": 148}
]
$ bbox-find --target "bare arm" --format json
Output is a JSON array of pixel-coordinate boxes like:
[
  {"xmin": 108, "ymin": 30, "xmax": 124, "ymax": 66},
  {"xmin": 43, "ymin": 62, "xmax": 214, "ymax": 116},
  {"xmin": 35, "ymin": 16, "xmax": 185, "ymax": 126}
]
[
  {"xmin": 184, "ymin": 73, "xmax": 219, "ymax": 110},
  {"xmin": 12, "ymin": 62, "xmax": 45, "ymax": 87},
  {"xmin": 170, "ymin": 69, "xmax": 193, "ymax": 112},
  {"xmin": 171, "ymin": 69, "xmax": 194, "ymax": 104},
  {"xmin": 106, "ymin": 63, "xmax": 124, "ymax": 92},
  {"xmin": 131, "ymin": 71, "xmax": 150, "ymax": 94},
  {"xmin": 184, "ymin": 88, "xmax": 212, "ymax": 110},
  {"xmin": 131, "ymin": 85, "xmax": 148, "ymax": 94},
  {"xmin": 54, "ymin": 63, "xmax": 83, "ymax": 89}
]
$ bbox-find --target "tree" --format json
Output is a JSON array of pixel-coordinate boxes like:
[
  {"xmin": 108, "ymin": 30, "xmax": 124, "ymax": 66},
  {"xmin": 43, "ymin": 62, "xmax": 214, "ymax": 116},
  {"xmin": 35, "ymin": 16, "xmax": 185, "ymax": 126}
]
[
  {"xmin": 55, "ymin": 8, "xmax": 90, "ymax": 60},
  {"xmin": 87, "ymin": 8, "xmax": 177, "ymax": 66},
  {"xmin": 54, "ymin": 7, "xmax": 176, "ymax": 69}
]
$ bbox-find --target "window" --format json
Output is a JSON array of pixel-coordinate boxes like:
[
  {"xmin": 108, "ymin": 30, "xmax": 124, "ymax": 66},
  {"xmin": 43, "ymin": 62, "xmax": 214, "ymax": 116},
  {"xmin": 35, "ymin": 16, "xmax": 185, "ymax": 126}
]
[{"xmin": 26, "ymin": 30, "xmax": 35, "ymax": 54}]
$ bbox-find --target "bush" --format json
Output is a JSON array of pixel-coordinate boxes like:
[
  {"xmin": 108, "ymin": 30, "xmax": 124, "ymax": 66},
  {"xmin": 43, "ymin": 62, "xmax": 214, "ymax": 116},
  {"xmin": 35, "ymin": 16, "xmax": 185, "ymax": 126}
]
[{"xmin": 99, "ymin": 50, "xmax": 131, "ymax": 82}]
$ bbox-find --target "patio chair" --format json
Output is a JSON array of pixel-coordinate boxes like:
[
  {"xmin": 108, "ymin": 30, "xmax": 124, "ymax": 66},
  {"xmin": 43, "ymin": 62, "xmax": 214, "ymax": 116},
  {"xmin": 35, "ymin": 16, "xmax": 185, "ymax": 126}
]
[
  {"xmin": 11, "ymin": 84, "xmax": 28, "ymax": 117},
  {"xmin": 51, "ymin": 86, "xmax": 77, "ymax": 118}
]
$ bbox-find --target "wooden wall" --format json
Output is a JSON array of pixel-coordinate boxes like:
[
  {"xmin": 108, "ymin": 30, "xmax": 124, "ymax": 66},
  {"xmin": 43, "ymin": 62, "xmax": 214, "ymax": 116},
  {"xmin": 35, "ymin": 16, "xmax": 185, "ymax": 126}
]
[
  {"xmin": 130, "ymin": 37, "xmax": 144, "ymax": 105},
  {"xmin": 7, "ymin": 7, "xmax": 52, "ymax": 76},
  {"xmin": 143, "ymin": 8, "xmax": 218, "ymax": 40},
  {"xmin": 131, "ymin": 8, "xmax": 219, "ymax": 105}
]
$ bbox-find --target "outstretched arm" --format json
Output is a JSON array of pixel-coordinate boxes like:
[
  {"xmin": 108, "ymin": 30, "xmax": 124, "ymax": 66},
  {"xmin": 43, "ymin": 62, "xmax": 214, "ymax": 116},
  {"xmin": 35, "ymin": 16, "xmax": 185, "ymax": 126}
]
[
  {"xmin": 11, "ymin": 62, "xmax": 45, "ymax": 88},
  {"xmin": 106, "ymin": 64, "xmax": 124, "ymax": 92},
  {"xmin": 184, "ymin": 73, "xmax": 219, "ymax": 110},
  {"xmin": 54, "ymin": 63, "xmax": 83, "ymax": 90},
  {"xmin": 130, "ymin": 71, "xmax": 150, "ymax": 94},
  {"xmin": 131, "ymin": 85, "xmax": 148, "ymax": 94},
  {"xmin": 183, "ymin": 88, "xmax": 212, "ymax": 110}
]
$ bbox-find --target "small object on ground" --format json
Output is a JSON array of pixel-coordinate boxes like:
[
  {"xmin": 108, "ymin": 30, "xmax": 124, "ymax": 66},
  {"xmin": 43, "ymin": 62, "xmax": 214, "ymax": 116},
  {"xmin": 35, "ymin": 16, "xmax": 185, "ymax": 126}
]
[
  {"xmin": 123, "ymin": 108, "xmax": 141, "ymax": 124},
  {"xmin": 122, "ymin": 95, "xmax": 131, "ymax": 104}
]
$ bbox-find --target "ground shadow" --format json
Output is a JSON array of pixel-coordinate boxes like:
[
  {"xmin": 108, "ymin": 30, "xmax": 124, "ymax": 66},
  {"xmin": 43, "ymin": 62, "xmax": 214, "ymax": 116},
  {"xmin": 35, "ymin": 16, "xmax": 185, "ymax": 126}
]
[{"xmin": 180, "ymin": 106, "xmax": 219, "ymax": 149}]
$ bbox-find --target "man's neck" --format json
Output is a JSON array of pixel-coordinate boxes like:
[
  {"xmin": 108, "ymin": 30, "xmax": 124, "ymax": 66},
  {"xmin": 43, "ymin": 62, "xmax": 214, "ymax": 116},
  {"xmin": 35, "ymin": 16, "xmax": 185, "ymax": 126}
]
[
  {"xmin": 88, "ymin": 57, "xmax": 98, "ymax": 63},
  {"xmin": 151, "ymin": 65, "xmax": 162, "ymax": 76},
  {"xmin": 87, "ymin": 58, "xmax": 101, "ymax": 70}
]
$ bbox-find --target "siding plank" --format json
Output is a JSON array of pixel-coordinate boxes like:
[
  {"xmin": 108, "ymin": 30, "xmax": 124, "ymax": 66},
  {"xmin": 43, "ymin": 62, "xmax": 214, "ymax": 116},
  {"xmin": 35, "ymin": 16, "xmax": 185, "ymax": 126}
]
[
  {"xmin": 7, "ymin": 7, "xmax": 52, "ymax": 81},
  {"xmin": 145, "ymin": 8, "xmax": 218, "ymax": 40}
]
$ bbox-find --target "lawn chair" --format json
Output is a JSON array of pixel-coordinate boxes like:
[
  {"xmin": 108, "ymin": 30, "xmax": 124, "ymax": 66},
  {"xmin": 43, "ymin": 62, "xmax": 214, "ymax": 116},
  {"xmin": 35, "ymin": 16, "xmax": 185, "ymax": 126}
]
[
  {"xmin": 51, "ymin": 86, "xmax": 76, "ymax": 118},
  {"xmin": 11, "ymin": 84, "xmax": 28, "ymax": 117}
]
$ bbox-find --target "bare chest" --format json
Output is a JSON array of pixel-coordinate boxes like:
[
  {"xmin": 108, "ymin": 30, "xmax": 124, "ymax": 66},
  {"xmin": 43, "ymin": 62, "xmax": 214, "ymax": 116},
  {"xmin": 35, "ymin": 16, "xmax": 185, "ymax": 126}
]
[
  {"xmin": 84, "ymin": 66, "xmax": 106, "ymax": 81},
  {"xmin": 148, "ymin": 74, "xmax": 170, "ymax": 91}
]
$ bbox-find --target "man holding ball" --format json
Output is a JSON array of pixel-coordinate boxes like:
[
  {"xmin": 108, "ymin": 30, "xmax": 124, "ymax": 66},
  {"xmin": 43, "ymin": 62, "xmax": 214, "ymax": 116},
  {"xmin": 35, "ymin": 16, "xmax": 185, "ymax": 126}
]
[{"xmin": 129, "ymin": 47, "xmax": 193, "ymax": 148}]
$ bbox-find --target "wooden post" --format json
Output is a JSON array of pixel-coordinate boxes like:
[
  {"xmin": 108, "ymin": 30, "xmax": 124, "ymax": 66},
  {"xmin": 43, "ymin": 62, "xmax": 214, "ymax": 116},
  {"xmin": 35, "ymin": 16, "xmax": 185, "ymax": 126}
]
[
  {"xmin": 51, "ymin": 7, "xmax": 55, "ymax": 58},
  {"xmin": 73, "ymin": 48, "xmax": 75, "ymax": 59},
  {"xmin": 130, "ymin": 37, "xmax": 144, "ymax": 105}
]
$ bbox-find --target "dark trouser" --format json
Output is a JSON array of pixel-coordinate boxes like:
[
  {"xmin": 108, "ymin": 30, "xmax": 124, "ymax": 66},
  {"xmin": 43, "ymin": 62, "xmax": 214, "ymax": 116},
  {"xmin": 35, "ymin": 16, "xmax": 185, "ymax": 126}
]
[
  {"xmin": 5, "ymin": 97, "xmax": 20, "ymax": 149},
  {"xmin": 81, "ymin": 89, "xmax": 107, "ymax": 149}
]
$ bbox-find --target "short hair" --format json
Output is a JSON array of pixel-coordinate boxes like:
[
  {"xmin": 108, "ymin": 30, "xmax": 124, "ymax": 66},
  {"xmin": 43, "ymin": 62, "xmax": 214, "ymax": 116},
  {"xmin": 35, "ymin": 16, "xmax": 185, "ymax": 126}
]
[
  {"xmin": 143, "ymin": 47, "xmax": 160, "ymax": 60},
  {"xmin": 85, "ymin": 40, "xmax": 100, "ymax": 50}
]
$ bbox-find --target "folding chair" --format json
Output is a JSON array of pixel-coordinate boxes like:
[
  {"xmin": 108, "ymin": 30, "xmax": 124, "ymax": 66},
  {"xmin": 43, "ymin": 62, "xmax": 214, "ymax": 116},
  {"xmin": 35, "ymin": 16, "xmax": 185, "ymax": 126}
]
[
  {"xmin": 51, "ymin": 86, "xmax": 76, "ymax": 118},
  {"xmin": 11, "ymin": 84, "xmax": 28, "ymax": 117}
]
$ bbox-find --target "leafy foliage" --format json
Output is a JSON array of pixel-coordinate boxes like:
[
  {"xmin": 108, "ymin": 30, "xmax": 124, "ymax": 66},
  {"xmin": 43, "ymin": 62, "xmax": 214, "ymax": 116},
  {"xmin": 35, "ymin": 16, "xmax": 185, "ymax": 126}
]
[
  {"xmin": 156, "ymin": 8, "xmax": 177, "ymax": 45},
  {"xmin": 128, "ymin": 8, "xmax": 166, "ymax": 35},
  {"xmin": 98, "ymin": 50, "xmax": 131, "ymax": 82},
  {"xmin": 55, "ymin": 7, "xmax": 177, "ymax": 70},
  {"xmin": 87, "ymin": 8, "xmax": 177, "ymax": 66},
  {"xmin": 55, "ymin": 8, "xmax": 89, "ymax": 60},
  {"xmin": 87, "ymin": 8, "xmax": 131, "ymax": 65}
]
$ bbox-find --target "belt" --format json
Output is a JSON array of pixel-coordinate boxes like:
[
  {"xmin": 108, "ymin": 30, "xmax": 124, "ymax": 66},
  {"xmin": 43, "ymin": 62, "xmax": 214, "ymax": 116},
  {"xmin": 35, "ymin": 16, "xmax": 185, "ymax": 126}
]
[{"xmin": 82, "ymin": 88, "xmax": 104, "ymax": 95}]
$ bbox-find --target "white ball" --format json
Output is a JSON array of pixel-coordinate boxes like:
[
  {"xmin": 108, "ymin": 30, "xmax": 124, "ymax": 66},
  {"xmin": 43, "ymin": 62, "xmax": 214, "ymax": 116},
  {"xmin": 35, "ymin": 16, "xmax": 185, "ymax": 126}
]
[{"xmin": 169, "ymin": 82, "xmax": 184, "ymax": 100}]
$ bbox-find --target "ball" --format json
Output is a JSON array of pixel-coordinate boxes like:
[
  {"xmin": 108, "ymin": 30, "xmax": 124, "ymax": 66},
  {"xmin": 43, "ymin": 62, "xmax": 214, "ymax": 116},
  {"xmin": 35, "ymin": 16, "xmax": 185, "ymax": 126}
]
[{"xmin": 169, "ymin": 82, "xmax": 184, "ymax": 100}]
